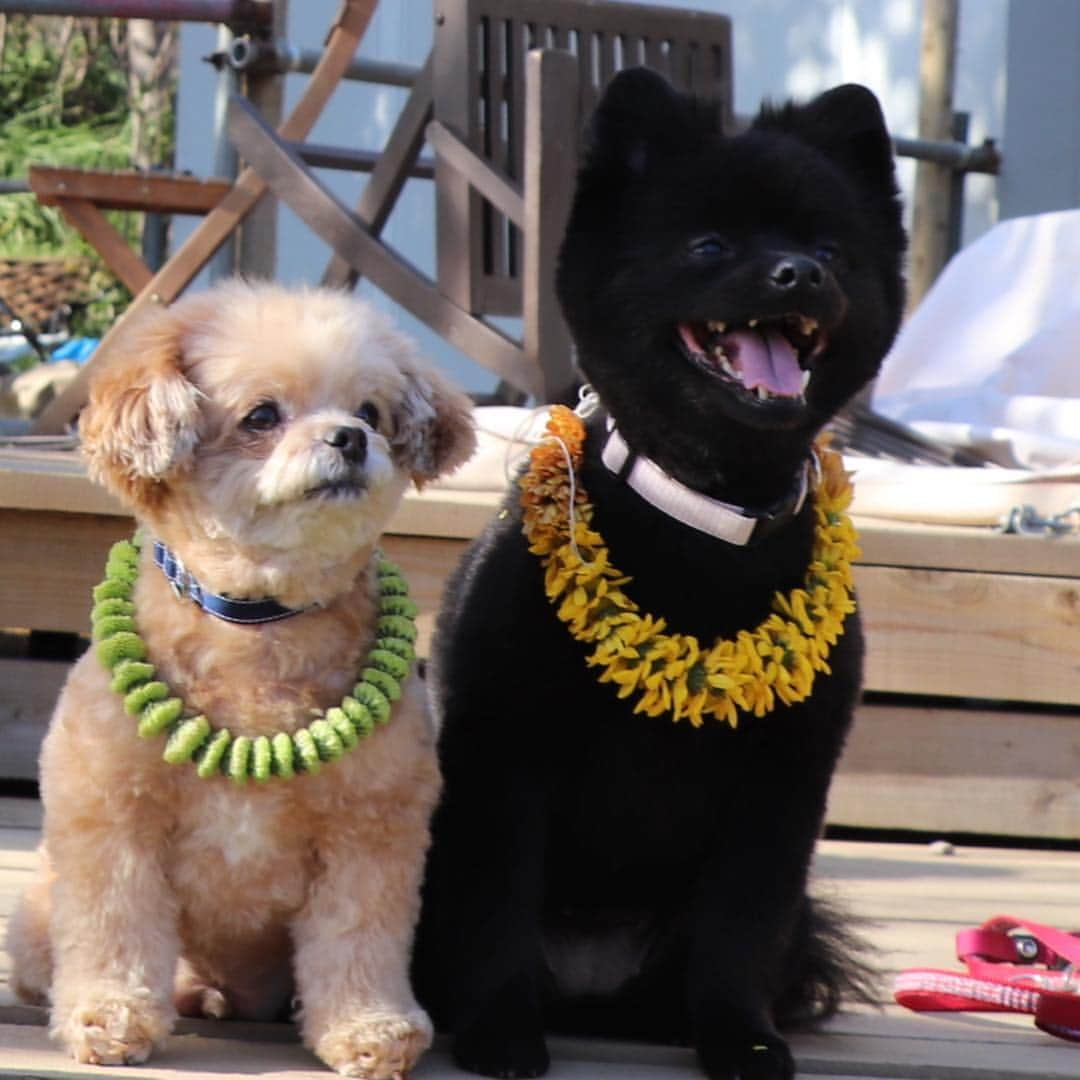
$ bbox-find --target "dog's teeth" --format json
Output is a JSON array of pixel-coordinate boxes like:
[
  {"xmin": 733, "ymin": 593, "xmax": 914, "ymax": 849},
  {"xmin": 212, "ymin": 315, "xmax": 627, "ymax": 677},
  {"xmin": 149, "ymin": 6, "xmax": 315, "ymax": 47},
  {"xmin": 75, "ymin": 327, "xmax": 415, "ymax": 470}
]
[
  {"xmin": 801, "ymin": 369, "xmax": 812, "ymax": 391},
  {"xmin": 707, "ymin": 320, "xmax": 727, "ymax": 333},
  {"xmin": 748, "ymin": 318, "xmax": 759, "ymax": 328},
  {"xmin": 756, "ymin": 386, "xmax": 769, "ymax": 401}
]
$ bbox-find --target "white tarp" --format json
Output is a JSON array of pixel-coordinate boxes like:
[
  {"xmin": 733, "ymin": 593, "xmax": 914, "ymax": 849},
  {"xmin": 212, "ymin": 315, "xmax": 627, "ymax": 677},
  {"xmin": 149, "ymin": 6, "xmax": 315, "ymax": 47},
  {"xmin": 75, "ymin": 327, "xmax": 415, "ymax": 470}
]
[{"xmin": 873, "ymin": 208, "xmax": 1080, "ymax": 469}]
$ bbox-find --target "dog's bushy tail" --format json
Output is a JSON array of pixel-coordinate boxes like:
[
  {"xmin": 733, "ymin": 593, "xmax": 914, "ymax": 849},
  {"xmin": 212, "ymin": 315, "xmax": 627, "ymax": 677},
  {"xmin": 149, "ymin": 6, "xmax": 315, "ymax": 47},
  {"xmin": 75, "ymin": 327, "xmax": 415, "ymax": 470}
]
[{"xmin": 774, "ymin": 894, "xmax": 881, "ymax": 1030}]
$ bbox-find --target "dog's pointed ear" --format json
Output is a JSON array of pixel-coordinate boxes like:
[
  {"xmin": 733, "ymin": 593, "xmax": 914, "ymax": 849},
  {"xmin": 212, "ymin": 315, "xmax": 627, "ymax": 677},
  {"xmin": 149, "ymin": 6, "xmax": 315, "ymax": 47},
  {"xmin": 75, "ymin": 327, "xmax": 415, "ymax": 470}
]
[
  {"xmin": 757, "ymin": 84, "xmax": 898, "ymax": 201},
  {"xmin": 79, "ymin": 309, "xmax": 202, "ymax": 511},
  {"xmin": 584, "ymin": 67, "xmax": 715, "ymax": 178},
  {"xmin": 392, "ymin": 365, "xmax": 476, "ymax": 488}
]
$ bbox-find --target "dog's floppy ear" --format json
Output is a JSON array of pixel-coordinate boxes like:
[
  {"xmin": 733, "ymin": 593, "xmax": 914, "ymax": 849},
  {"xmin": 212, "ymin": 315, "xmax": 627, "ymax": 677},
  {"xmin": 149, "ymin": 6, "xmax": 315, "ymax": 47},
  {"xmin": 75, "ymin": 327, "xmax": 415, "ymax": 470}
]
[
  {"xmin": 392, "ymin": 365, "xmax": 476, "ymax": 487},
  {"xmin": 79, "ymin": 308, "xmax": 202, "ymax": 511}
]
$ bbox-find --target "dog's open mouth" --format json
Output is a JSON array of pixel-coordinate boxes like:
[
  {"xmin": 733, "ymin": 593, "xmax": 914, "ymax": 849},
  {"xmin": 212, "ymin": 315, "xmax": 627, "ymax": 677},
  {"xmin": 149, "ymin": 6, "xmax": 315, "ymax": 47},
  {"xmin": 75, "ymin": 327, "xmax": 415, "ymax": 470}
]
[{"xmin": 676, "ymin": 315, "xmax": 826, "ymax": 403}]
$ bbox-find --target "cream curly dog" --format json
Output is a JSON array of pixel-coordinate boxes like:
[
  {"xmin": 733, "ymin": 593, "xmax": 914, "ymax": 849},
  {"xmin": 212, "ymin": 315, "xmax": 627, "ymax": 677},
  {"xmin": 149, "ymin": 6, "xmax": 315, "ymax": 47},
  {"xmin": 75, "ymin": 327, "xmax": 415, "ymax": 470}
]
[{"xmin": 6, "ymin": 280, "xmax": 475, "ymax": 1077}]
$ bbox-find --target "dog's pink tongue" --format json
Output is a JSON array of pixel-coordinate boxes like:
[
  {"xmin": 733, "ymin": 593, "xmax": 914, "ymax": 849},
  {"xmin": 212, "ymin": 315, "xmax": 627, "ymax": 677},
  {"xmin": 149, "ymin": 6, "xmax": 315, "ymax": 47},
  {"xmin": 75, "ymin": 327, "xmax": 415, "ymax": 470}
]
[{"xmin": 729, "ymin": 328, "xmax": 803, "ymax": 396}]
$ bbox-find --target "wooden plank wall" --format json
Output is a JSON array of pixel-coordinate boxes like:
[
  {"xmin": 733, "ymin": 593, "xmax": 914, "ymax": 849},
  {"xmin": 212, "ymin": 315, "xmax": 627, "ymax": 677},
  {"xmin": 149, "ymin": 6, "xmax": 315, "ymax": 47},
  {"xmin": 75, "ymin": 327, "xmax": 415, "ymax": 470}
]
[
  {"xmin": 3, "ymin": 457, "xmax": 1079, "ymax": 839},
  {"xmin": 858, "ymin": 564, "xmax": 1080, "ymax": 706}
]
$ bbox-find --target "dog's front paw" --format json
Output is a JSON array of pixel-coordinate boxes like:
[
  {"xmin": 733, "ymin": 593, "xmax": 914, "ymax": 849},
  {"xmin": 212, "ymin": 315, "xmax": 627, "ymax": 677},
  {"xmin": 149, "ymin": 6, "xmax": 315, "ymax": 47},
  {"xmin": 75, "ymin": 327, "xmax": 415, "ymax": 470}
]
[
  {"xmin": 453, "ymin": 1018, "xmax": 549, "ymax": 1078},
  {"xmin": 697, "ymin": 1032, "xmax": 795, "ymax": 1080},
  {"xmin": 450, "ymin": 976, "xmax": 549, "ymax": 1078},
  {"xmin": 54, "ymin": 993, "xmax": 171, "ymax": 1066},
  {"xmin": 314, "ymin": 1008, "xmax": 432, "ymax": 1079}
]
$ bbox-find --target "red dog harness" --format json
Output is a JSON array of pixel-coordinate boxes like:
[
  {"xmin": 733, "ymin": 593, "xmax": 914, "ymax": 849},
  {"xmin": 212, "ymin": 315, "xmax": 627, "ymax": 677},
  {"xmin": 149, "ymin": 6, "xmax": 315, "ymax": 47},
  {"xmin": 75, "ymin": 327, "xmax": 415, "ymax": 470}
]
[{"xmin": 895, "ymin": 915, "xmax": 1080, "ymax": 1042}]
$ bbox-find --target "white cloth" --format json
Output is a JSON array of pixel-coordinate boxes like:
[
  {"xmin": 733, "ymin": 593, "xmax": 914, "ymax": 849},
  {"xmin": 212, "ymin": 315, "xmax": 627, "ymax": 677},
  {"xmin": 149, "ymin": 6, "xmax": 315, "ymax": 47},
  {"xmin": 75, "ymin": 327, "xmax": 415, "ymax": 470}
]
[
  {"xmin": 434, "ymin": 407, "xmax": 1079, "ymax": 529},
  {"xmin": 845, "ymin": 456, "xmax": 1080, "ymax": 526},
  {"xmin": 873, "ymin": 209, "xmax": 1080, "ymax": 468}
]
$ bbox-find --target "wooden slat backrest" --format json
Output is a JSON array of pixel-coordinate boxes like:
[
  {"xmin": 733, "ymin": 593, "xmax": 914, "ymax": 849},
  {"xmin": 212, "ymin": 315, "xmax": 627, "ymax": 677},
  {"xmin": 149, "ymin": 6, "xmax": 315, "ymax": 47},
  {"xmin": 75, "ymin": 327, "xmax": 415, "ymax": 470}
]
[{"xmin": 433, "ymin": 0, "xmax": 733, "ymax": 317}]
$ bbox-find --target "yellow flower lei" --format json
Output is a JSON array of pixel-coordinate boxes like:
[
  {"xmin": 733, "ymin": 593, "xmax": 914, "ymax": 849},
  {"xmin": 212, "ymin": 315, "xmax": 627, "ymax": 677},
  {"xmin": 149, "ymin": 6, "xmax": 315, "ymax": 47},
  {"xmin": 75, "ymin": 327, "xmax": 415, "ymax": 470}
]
[{"xmin": 519, "ymin": 406, "xmax": 860, "ymax": 728}]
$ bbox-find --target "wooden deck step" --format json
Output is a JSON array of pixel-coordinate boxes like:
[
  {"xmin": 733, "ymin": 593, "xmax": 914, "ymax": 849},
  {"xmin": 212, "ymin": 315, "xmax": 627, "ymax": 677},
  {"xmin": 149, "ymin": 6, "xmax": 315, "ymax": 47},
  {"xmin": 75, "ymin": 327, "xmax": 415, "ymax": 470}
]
[
  {"xmin": 3, "ymin": 1015, "xmax": 1080, "ymax": 1079},
  {"xmin": 3, "ymin": 798, "xmax": 1079, "ymax": 1077}
]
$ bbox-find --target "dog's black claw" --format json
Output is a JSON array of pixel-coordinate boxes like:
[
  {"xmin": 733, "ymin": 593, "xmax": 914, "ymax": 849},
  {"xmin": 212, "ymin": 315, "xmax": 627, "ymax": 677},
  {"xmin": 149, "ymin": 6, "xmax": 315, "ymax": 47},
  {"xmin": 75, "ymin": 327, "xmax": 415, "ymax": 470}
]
[
  {"xmin": 452, "ymin": 1028, "xmax": 550, "ymax": 1078},
  {"xmin": 698, "ymin": 1033, "xmax": 795, "ymax": 1080}
]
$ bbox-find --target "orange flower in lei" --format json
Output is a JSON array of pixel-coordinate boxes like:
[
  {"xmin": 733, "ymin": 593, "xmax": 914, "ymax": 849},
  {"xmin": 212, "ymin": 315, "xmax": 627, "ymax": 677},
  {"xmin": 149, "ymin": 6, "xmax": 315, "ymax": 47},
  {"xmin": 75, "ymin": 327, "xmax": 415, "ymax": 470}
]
[{"xmin": 519, "ymin": 405, "xmax": 861, "ymax": 728}]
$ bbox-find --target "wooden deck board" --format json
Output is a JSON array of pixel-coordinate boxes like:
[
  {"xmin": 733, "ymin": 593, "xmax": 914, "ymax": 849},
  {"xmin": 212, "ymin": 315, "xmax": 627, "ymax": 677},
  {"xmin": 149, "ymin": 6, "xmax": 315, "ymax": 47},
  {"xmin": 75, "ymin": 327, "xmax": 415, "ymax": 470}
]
[{"xmin": 2, "ymin": 799, "xmax": 1079, "ymax": 1077}]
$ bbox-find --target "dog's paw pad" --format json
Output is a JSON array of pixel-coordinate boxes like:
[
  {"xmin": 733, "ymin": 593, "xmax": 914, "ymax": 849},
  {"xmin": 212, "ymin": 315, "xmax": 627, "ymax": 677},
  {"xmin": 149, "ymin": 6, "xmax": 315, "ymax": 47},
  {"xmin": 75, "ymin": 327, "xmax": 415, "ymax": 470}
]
[
  {"xmin": 315, "ymin": 1009, "xmax": 432, "ymax": 1078},
  {"xmin": 58, "ymin": 995, "xmax": 169, "ymax": 1066}
]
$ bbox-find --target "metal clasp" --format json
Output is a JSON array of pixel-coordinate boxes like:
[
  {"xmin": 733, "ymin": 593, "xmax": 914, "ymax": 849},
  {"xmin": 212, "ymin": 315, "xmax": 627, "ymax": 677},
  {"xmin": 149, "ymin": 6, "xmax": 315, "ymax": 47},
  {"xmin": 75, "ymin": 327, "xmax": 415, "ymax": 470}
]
[
  {"xmin": 574, "ymin": 383, "xmax": 601, "ymax": 420},
  {"xmin": 1015, "ymin": 964, "xmax": 1079, "ymax": 994},
  {"xmin": 999, "ymin": 505, "xmax": 1080, "ymax": 536}
]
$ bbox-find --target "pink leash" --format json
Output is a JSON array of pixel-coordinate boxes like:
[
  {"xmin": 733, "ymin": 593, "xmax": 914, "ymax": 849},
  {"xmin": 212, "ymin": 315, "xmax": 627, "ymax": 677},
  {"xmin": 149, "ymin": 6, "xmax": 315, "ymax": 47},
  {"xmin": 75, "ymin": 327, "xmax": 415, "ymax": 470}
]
[{"xmin": 894, "ymin": 915, "xmax": 1080, "ymax": 1042}]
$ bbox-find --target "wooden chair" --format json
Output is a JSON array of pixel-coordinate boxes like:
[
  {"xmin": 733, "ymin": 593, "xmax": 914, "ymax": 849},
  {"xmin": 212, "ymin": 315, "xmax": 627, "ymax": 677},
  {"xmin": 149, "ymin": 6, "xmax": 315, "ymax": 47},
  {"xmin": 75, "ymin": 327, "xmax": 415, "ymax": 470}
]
[
  {"xmin": 33, "ymin": 0, "xmax": 382, "ymax": 434},
  {"xmin": 430, "ymin": 0, "xmax": 734, "ymax": 400},
  {"xmin": 227, "ymin": 0, "xmax": 734, "ymax": 403},
  {"xmin": 31, "ymin": 0, "xmax": 732, "ymax": 420},
  {"xmin": 26, "ymin": 168, "xmax": 233, "ymax": 296},
  {"xmin": 431, "ymin": 0, "xmax": 735, "ymax": 320}
]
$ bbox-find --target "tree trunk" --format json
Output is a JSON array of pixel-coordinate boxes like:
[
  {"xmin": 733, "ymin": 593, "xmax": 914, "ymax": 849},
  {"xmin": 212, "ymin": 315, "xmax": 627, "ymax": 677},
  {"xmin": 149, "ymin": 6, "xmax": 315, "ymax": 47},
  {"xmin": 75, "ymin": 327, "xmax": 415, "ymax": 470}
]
[
  {"xmin": 126, "ymin": 18, "xmax": 177, "ymax": 269},
  {"xmin": 126, "ymin": 18, "xmax": 177, "ymax": 171}
]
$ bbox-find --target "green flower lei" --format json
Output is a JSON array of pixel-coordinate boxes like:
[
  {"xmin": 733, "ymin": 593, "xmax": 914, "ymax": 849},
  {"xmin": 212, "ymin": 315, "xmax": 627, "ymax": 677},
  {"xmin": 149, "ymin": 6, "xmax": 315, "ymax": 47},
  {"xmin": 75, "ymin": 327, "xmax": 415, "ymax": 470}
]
[{"xmin": 92, "ymin": 534, "xmax": 418, "ymax": 783}]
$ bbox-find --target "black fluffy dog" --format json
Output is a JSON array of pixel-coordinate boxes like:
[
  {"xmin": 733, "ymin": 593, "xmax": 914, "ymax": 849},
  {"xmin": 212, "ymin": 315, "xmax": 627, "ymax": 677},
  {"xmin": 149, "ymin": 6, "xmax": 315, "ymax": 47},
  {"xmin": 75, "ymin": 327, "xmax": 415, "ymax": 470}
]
[{"xmin": 415, "ymin": 69, "xmax": 905, "ymax": 1080}]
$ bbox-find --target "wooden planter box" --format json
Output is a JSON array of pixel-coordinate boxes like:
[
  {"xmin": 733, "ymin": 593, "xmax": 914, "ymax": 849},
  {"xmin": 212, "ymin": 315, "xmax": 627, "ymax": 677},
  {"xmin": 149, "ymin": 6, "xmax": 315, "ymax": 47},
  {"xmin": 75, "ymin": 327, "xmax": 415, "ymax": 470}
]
[{"xmin": 3, "ymin": 445, "xmax": 1079, "ymax": 840}]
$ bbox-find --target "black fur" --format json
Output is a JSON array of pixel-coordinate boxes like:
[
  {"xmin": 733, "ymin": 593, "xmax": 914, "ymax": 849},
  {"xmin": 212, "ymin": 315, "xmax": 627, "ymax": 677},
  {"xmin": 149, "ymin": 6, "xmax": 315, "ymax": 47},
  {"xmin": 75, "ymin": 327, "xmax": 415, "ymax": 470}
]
[{"xmin": 414, "ymin": 69, "xmax": 905, "ymax": 1080}]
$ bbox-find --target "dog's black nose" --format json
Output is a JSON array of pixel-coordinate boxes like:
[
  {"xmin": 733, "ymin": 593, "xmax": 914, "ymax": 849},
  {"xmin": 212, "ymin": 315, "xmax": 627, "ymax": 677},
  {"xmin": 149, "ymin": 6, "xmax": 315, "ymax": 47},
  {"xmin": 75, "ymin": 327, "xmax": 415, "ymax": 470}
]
[
  {"xmin": 769, "ymin": 256, "xmax": 825, "ymax": 290},
  {"xmin": 325, "ymin": 426, "xmax": 367, "ymax": 464}
]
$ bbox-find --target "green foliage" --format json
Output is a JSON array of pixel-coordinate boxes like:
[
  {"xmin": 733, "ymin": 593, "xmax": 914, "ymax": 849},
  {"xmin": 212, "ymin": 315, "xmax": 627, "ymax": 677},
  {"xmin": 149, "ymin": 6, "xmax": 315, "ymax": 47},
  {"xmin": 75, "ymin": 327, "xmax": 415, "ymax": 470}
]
[
  {"xmin": 0, "ymin": 16, "xmax": 164, "ymax": 336},
  {"xmin": 73, "ymin": 270, "xmax": 132, "ymax": 338},
  {"xmin": 0, "ymin": 18, "xmax": 126, "ymax": 128}
]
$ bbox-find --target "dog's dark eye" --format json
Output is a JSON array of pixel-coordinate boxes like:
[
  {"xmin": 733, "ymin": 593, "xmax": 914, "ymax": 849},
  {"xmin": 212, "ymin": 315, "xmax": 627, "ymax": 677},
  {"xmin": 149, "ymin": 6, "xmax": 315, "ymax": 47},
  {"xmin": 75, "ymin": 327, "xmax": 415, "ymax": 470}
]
[
  {"xmin": 241, "ymin": 402, "xmax": 281, "ymax": 432},
  {"xmin": 355, "ymin": 401, "xmax": 380, "ymax": 430},
  {"xmin": 688, "ymin": 234, "xmax": 733, "ymax": 260},
  {"xmin": 814, "ymin": 241, "xmax": 841, "ymax": 264}
]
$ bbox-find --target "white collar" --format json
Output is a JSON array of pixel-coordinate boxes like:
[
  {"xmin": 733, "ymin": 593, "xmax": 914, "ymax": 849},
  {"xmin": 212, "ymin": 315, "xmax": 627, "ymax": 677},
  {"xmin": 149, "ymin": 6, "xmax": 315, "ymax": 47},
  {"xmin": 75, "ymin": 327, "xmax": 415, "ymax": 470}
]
[{"xmin": 600, "ymin": 423, "xmax": 811, "ymax": 546}]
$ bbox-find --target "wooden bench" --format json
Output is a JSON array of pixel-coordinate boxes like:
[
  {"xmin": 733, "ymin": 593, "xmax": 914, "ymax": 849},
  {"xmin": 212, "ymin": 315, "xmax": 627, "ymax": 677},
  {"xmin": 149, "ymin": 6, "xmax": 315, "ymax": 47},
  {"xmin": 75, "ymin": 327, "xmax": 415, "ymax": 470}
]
[{"xmin": 3, "ymin": 443, "xmax": 1079, "ymax": 840}]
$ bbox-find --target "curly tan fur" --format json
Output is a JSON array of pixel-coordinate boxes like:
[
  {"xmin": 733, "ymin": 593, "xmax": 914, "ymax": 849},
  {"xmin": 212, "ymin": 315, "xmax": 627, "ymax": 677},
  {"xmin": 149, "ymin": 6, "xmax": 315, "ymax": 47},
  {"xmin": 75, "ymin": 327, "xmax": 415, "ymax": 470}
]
[{"xmin": 5, "ymin": 280, "xmax": 475, "ymax": 1078}]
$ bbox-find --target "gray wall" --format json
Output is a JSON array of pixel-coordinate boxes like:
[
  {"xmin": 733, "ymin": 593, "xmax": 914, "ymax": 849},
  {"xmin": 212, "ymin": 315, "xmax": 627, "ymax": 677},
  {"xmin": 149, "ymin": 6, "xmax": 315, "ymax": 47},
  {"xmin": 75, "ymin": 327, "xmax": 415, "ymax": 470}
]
[
  {"xmin": 174, "ymin": 0, "xmax": 1009, "ymax": 392},
  {"xmin": 999, "ymin": 0, "xmax": 1080, "ymax": 221}
]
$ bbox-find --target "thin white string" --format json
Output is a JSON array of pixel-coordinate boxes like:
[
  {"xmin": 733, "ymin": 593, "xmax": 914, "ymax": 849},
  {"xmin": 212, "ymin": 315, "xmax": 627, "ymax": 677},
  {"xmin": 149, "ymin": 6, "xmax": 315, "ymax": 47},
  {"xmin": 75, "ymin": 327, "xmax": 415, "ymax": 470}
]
[
  {"xmin": 503, "ymin": 385, "xmax": 599, "ymax": 486},
  {"xmin": 548, "ymin": 384, "xmax": 602, "ymax": 564},
  {"xmin": 511, "ymin": 385, "xmax": 602, "ymax": 564},
  {"xmin": 541, "ymin": 428, "xmax": 591, "ymax": 565},
  {"xmin": 505, "ymin": 405, "xmax": 551, "ymax": 487}
]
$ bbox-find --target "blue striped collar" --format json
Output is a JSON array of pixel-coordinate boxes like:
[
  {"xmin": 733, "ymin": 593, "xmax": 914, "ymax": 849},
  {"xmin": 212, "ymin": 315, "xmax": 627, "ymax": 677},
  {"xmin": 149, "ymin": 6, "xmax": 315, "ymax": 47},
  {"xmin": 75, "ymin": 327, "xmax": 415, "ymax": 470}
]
[{"xmin": 153, "ymin": 541, "xmax": 316, "ymax": 625}]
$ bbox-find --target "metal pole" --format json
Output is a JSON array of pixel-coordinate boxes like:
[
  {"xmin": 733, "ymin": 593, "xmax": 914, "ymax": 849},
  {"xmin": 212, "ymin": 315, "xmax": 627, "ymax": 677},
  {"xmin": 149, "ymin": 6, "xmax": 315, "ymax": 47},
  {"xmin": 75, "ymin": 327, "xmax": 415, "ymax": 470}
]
[
  {"xmin": 0, "ymin": 0, "xmax": 271, "ymax": 29},
  {"xmin": 892, "ymin": 133, "xmax": 999, "ymax": 174},
  {"xmin": 209, "ymin": 23, "xmax": 239, "ymax": 280},
  {"xmin": 946, "ymin": 112, "xmax": 970, "ymax": 261},
  {"xmin": 226, "ymin": 38, "xmax": 418, "ymax": 89},
  {"xmin": 235, "ymin": 0, "xmax": 285, "ymax": 278}
]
